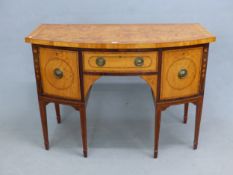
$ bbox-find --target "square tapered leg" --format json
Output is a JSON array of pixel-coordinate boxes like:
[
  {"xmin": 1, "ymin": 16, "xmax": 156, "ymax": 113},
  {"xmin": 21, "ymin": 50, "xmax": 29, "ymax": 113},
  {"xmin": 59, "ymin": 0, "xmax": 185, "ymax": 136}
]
[
  {"xmin": 183, "ymin": 103, "xmax": 189, "ymax": 124},
  {"xmin": 39, "ymin": 100, "xmax": 49, "ymax": 150},
  {"xmin": 193, "ymin": 98, "xmax": 203, "ymax": 149},
  {"xmin": 154, "ymin": 105, "xmax": 162, "ymax": 158},
  {"xmin": 55, "ymin": 103, "xmax": 61, "ymax": 124},
  {"xmin": 79, "ymin": 105, "xmax": 88, "ymax": 157}
]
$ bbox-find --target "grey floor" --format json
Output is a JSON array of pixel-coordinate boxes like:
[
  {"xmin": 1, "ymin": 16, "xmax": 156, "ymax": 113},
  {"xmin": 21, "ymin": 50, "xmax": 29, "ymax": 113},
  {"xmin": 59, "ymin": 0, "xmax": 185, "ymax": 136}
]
[{"xmin": 1, "ymin": 80, "xmax": 233, "ymax": 175}]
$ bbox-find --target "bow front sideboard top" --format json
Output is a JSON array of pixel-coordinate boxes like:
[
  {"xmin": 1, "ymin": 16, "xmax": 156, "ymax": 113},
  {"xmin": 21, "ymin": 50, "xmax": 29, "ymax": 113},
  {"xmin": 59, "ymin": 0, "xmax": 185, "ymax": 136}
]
[{"xmin": 25, "ymin": 24, "xmax": 216, "ymax": 158}]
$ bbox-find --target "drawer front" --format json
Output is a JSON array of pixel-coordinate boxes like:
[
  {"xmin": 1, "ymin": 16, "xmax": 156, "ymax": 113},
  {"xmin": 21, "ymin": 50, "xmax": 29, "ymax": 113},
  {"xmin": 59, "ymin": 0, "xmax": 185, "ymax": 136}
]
[
  {"xmin": 39, "ymin": 48, "xmax": 81, "ymax": 99},
  {"xmin": 160, "ymin": 47, "xmax": 203, "ymax": 100},
  {"xmin": 83, "ymin": 52, "xmax": 158, "ymax": 73}
]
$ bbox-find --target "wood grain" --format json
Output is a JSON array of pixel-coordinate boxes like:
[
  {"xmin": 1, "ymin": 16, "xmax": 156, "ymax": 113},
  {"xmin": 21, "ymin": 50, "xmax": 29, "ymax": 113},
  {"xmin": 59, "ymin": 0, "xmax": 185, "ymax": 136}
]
[
  {"xmin": 25, "ymin": 24, "xmax": 216, "ymax": 49},
  {"xmin": 160, "ymin": 47, "xmax": 203, "ymax": 99},
  {"xmin": 83, "ymin": 51, "xmax": 158, "ymax": 73},
  {"xmin": 140, "ymin": 75, "xmax": 157, "ymax": 97},
  {"xmin": 83, "ymin": 75, "xmax": 101, "ymax": 98},
  {"xmin": 27, "ymin": 23, "xmax": 215, "ymax": 158},
  {"xmin": 83, "ymin": 74, "xmax": 157, "ymax": 99},
  {"xmin": 39, "ymin": 48, "xmax": 81, "ymax": 99}
]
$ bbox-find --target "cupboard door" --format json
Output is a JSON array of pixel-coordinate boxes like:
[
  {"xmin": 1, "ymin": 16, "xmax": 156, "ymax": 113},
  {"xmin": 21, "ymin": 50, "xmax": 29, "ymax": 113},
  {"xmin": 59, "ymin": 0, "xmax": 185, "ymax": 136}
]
[
  {"xmin": 160, "ymin": 47, "xmax": 203, "ymax": 100},
  {"xmin": 39, "ymin": 48, "xmax": 81, "ymax": 99}
]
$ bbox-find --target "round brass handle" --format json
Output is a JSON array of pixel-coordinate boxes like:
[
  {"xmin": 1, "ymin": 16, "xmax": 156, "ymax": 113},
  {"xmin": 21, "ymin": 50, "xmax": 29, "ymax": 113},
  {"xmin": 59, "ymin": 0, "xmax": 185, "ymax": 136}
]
[
  {"xmin": 134, "ymin": 57, "xmax": 144, "ymax": 67},
  {"xmin": 53, "ymin": 68, "xmax": 63, "ymax": 79},
  {"xmin": 96, "ymin": 57, "xmax": 106, "ymax": 67},
  {"xmin": 178, "ymin": 69, "xmax": 188, "ymax": 79}
]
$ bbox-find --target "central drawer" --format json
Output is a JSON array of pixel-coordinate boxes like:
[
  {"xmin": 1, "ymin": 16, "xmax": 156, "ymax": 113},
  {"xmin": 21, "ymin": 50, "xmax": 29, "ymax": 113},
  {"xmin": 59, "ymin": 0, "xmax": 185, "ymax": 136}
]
[{"xmin": 83, "ymin": 52, "xmax": 158, "ymax": 73}]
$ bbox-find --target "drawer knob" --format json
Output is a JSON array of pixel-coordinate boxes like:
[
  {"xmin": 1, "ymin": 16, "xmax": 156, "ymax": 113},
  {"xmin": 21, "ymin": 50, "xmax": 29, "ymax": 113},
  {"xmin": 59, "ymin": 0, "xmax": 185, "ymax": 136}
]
[
  {"xmin": 96, "ymin": 57, "xmax": 106, "ymax": 67},
  {"xmin": 134, "ymin": 57, "xmax": 144, "ymax": 67},
  {"xmin": 53, "ymin": 68, "xmax": 63, "ymax": 79},
  {"xmin": 178, "ymin": 69, "xmax": 188, "ymax": 79}
]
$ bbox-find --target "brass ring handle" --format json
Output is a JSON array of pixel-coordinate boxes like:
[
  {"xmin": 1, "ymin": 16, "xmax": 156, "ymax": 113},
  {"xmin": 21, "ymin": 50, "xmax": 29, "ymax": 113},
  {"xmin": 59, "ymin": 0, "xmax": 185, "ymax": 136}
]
[
  {"xmin": 96, "ymin": 57, "xmax": 106, "ymax": 67},
  {"xmin": 134, "ymin": 57, "xmax": 144, "ymax": 67},
  {"xmin": 178, "ymin": 69, "xmax": 188, "ymax": 79},
  {"xmin": 53, "ymin": 68, "xmax": 63, "ymax": 79}
]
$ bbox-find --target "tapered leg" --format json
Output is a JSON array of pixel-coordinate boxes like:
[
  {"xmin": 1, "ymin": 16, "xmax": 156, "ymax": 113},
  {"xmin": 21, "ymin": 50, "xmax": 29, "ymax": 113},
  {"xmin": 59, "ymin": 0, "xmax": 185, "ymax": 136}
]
[
  {"xmin": 193, "ymin": 98, "xmax": 203, "ymax": 149},
  {"xmin": 154, "ymin": 105, "xmax": 162, "ymax": 158},
  {"xmin": 55, "ymin": 103, "xmax": 61, "ymax": 124},
  {"xmin": 80, "ymin": 106, "xmax": 88, "ymax": 157},
  {"xmin": 183, "ymin": 103, "xmax": 189, "ymax": 124},
  {"xmin": 39, "ymin": 100, "xmax": 49, "ymax": 150}
]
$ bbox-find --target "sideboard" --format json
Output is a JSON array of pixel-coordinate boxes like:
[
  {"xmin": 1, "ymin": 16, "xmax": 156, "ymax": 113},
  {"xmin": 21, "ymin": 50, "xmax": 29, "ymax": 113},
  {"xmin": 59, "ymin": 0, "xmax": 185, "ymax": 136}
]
[{"xmin": 25, "ymin": 24, "xmax": 216, "ymax": 158}]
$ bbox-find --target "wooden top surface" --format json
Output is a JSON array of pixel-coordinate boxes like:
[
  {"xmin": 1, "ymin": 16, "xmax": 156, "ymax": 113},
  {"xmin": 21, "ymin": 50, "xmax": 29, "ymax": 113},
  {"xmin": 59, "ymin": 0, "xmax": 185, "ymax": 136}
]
[{"xmin": 25, "ymin": 24, "xmax": 216, "ymax": 49}]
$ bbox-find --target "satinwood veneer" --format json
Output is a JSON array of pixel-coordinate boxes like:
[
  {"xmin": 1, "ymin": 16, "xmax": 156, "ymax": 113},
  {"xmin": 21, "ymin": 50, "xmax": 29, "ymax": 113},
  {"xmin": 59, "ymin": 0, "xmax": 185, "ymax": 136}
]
[{"xmin": 25, "ymin": 24, "xmax": 215, "ymax": 158}]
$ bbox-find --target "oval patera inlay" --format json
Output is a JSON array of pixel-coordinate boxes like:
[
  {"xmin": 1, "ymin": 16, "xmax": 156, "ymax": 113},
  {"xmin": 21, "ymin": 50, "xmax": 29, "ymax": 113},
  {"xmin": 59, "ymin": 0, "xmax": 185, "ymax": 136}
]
[
  {"xmin": 45, "ymin": 58, "xmax": 74, "ymax": 90},
  {"xmin": 166, "ymin": 58, "xmax": 197, "ymax": 90}
]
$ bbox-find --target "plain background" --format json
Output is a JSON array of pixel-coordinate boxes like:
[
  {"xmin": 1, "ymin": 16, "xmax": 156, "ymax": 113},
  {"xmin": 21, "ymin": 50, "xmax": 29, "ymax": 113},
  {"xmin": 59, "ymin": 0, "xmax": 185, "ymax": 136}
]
[{"xmin": 0, "ymin": 0, "xmax": 233, "ymax": 174}]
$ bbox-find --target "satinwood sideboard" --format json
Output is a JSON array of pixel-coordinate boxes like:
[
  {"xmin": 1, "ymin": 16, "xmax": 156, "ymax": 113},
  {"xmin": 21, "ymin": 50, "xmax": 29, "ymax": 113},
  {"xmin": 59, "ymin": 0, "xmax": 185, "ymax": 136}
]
[{"xmin": 25, "ymin": 24, "xmax": 216, "ymax": 158}]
